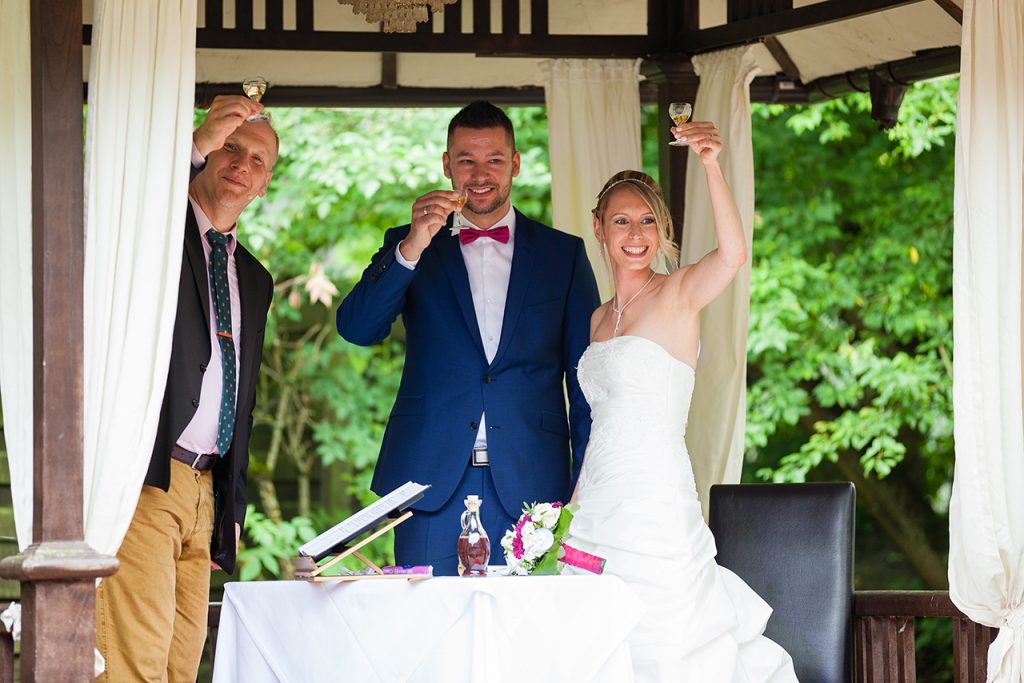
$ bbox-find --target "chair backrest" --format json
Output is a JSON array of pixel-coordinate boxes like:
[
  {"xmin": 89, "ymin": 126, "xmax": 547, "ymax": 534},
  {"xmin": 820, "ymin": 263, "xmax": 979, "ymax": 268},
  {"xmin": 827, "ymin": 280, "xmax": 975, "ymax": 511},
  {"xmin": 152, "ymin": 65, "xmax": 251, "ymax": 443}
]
[{"xmin": 708, "ymin": 482, "xmax": 855, "ymax": 683}]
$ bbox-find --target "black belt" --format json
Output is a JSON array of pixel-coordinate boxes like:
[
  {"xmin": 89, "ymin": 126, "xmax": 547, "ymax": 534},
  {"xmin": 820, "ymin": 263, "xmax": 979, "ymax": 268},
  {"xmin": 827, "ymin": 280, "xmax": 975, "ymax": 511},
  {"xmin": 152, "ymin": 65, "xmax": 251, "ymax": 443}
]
[
  {"xmin": 170, "ymin": 444, "xmax": 217, "ymax": 471},
  {"xmin": 471, "ymin": 448, "xmax": 489, "ymax": 467}
]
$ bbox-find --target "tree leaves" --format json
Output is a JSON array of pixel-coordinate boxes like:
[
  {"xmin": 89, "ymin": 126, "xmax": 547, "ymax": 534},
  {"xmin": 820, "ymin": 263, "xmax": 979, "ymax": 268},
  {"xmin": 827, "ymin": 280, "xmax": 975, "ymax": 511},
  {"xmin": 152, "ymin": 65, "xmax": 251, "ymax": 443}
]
[{"xmin": 747, "ymin": 77, "xmax": 958, "ymax": 504}]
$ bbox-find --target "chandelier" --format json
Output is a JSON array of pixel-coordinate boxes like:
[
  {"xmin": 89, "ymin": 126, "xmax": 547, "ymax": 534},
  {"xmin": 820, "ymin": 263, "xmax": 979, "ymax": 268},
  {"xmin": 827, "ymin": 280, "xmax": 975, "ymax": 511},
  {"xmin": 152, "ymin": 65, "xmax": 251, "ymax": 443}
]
[{"xmin": 339, "ymin": 0, "xmax": 458, "ymax": 33}]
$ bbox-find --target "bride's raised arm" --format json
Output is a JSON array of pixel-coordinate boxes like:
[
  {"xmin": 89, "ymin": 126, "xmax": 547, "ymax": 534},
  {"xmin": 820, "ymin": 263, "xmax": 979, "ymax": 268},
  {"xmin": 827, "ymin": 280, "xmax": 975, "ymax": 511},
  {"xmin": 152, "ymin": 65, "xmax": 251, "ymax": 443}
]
[{"xmin": 670, "ymin": 121, "xmax": 747, "ymax": 312}]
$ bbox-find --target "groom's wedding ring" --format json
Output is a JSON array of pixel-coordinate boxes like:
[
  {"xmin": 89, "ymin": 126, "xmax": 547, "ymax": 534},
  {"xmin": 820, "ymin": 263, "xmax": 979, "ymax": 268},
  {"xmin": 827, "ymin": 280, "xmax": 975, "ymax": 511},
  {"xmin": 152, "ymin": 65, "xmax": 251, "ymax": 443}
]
[{"xmin": 422, "ymin": 206, "xmax": 428, "ymax": 216}]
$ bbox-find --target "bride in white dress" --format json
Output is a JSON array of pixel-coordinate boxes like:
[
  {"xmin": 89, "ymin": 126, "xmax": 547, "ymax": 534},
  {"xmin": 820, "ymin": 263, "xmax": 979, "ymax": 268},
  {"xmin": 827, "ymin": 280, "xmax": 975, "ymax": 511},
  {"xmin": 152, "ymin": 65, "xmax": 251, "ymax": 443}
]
[{"xmin": 564, "ymin": 121, "xmax": 798, "ymax": 682}]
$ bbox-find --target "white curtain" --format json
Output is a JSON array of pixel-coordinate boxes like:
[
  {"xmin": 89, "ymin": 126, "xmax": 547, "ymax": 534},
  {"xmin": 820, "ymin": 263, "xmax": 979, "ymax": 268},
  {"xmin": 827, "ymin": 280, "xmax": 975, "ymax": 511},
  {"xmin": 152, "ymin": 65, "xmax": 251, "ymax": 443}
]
[
  {"xmin": 83, "ymin": 0, "xmax": 197, "ymax": 557},
  {"xmin": 680, "ymin": 47, "xmax": 760, "ymax": 517},
  {"xmin": 542, "ymin": 59, "xmax": 643, "ymax": 300},
  {"xmin": 0, "ymin": 0, "xmax": 34, "ymax": 550},
  {"xmin": 948, "ymin": 1, "xmax": 1024, "ymax": 680}
]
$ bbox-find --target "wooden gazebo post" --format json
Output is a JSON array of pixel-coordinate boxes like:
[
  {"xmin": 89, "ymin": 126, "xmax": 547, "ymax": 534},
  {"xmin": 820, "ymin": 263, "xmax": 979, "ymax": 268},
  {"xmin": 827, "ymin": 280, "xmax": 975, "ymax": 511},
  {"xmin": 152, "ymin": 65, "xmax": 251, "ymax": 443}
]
[
  {"xmin": 642, "ymin": 57, "xmax": 700, "ymax": 247},
  {"xmin": 0, "ymin": 0, "xmax": 118, "ymax": 679},
  {"xmin": 642, "ymin": 0, "xmax": 700, "ymax": 249}
]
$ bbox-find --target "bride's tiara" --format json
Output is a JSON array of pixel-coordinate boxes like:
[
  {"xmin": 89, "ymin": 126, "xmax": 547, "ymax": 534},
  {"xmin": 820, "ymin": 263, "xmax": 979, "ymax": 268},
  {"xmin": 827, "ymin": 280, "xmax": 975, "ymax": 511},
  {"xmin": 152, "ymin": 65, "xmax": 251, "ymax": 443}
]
[{"xmin": 593, "ymin": 170, "xmax": 665, "ymax": 212}]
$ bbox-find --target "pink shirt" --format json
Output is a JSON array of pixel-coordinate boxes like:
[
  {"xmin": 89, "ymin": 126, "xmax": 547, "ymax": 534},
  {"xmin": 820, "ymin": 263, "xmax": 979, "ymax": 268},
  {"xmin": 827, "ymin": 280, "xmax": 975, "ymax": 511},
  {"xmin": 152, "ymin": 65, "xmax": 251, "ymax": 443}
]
[{"xmin": 176, "ymin": 196, "xmax": 243, "ymax": 455}]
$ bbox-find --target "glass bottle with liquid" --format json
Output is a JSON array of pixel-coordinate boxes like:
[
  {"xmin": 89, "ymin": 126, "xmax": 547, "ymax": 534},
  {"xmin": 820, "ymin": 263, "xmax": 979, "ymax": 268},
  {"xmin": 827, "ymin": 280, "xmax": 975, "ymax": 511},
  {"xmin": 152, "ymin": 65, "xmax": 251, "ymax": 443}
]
[{"xmin": 457, "ymin": 495, "xmax": 490, "ymax": 576}]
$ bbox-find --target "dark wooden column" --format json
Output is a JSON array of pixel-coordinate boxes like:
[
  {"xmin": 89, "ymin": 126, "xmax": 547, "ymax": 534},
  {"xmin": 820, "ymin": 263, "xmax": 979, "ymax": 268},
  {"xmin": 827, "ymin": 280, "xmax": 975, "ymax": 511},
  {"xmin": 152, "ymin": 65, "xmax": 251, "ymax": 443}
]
[
  {"xmin": 0, "ymin": 0, "xmax": 118, "ymax": 680},
  {"xmin": 641, "ymin": 58, "xmax": 699, "ymax": 248}
]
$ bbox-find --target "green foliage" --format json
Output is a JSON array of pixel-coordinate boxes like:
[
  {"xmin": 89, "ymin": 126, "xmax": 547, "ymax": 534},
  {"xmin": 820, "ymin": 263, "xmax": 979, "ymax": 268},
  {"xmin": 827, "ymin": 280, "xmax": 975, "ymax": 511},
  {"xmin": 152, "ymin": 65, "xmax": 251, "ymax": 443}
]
[
  {"xmin": 747, "ymin": 77, "xmax": 958, "ymax": 513},
  {"xmin": 237, "ymin": 506, "xmax": 318, "ymax": 581}
]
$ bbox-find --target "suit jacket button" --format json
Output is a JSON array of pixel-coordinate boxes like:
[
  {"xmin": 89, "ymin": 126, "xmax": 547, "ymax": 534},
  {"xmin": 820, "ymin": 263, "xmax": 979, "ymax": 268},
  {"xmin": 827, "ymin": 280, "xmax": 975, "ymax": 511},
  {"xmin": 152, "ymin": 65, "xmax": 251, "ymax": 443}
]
[
  {"xmin": 192, "ymin": 398, "xmax": 199, "ymax": 408},
  {"xmin": 470, "ymin": 421, "xmax": 479, "ymax": 430},
  {"xmin": 483, "ymin": 375, "xmax": 492, "ymax": 384},
  {"xmin": 200, "ymin": 363, "xmax": 207, "ymax": 373}
]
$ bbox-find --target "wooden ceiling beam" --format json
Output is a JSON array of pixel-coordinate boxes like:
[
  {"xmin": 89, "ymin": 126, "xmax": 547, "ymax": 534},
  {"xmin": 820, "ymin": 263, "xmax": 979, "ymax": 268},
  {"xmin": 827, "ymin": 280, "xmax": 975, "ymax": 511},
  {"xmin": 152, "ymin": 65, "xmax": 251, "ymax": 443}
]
[
  {"xmin": 681, "ymin": 0, "xmax": 921, "ymax": 53},
  {"xmin": 84, "ymin": 24, "xmax": 656, "ymax": 57},
  {"xmin": 803, "ymin": 46, "xmax": 959, "ymax": 102},
  {"xmin": 764, "ymin": 36, "xmax": 801, "ymax": 81},
  {"xmin": 189, "ymin": 75, "xmax": 833, "ymax": 110},
  {"xmin": 932, "ymin": 0, "xmax": 964, "ymax": 24}
]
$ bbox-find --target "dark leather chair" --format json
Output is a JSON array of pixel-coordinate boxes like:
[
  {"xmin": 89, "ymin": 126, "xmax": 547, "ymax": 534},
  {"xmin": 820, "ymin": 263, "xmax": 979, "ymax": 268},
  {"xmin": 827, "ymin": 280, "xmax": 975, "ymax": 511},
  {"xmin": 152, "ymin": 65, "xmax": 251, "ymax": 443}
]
[{"xmin": 708, "ymin": 482, "xmax": 855, "ymax": 683}]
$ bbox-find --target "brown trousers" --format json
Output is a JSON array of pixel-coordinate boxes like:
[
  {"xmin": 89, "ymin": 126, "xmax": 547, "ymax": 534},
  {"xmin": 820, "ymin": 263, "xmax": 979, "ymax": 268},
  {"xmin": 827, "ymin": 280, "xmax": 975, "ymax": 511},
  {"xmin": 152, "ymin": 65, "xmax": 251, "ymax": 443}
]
[{"xmin": 96, "ymin": 459, "xmax": 215, "ymax": 682}]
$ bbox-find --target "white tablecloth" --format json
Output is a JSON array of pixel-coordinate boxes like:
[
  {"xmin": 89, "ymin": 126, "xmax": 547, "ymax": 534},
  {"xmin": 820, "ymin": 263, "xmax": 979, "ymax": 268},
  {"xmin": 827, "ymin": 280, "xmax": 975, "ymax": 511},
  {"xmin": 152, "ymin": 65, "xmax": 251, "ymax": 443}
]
[{"xmin": 212, "ymin": 574, "xmax": 643, "ymax": 682}]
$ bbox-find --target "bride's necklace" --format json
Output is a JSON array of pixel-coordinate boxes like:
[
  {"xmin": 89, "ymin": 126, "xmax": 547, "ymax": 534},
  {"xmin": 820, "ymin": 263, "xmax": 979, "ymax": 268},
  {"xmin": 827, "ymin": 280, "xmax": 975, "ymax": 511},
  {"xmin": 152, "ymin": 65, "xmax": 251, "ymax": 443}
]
[{"xmin": 612, "ymin": 271, "xmax": 656, "ymax": 336}]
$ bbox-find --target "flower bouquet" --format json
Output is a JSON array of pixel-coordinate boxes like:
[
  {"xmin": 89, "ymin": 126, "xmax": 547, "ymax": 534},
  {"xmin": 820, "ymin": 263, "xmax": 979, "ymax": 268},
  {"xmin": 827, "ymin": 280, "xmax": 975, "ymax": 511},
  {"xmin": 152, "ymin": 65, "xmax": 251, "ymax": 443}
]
[{"xmin": 500, "ymin": 502, "xmax": 606, "ymax": 576}]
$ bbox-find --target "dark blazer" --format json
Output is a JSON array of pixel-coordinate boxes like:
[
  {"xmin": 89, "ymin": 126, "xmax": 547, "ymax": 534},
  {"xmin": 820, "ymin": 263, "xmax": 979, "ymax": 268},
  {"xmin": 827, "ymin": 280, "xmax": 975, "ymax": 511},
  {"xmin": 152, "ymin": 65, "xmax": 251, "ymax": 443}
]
[
  {"xmin": 145, "ymin": 203, "xmax": 273, "ymax": 574},
  {"xmin": 337, "ymin": 210, "xmax": 600, "ymax": 518}
]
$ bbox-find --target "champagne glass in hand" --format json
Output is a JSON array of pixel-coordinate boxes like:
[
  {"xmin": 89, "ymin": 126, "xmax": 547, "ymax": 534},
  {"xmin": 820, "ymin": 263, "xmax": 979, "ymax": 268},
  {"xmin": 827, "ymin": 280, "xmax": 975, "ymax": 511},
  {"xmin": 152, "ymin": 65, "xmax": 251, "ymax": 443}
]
[
  {"xmin": 452, "ymin": 186, "xmax": 469, "ymax": 231},
  {"xmin": 668, "ymin": 102, "xmax": 692, "ymax": 147},
  {"xmin": 242, "ymin": 77, "xmax": 270, "ymax": 122}
]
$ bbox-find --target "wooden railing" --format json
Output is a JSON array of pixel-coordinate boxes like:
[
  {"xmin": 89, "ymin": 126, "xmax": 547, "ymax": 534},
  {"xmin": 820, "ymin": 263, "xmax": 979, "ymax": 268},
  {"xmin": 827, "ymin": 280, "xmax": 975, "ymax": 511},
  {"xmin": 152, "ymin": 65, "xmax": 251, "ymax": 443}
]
[
  {"xmin": 0, "ymin": 591, "xmax": 999, "ymax": 681},
  {"xmin": 855, "ymin": 591, "xmax": 997, "ymax": 682}
]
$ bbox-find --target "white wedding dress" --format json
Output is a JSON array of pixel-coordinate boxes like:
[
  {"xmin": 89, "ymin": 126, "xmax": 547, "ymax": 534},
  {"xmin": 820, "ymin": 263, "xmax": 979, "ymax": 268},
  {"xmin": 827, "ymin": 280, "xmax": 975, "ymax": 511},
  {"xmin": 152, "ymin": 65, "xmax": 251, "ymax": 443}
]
[{"xmin": 565, "ymin": 335, "xmax": 798, "ymax": 682}]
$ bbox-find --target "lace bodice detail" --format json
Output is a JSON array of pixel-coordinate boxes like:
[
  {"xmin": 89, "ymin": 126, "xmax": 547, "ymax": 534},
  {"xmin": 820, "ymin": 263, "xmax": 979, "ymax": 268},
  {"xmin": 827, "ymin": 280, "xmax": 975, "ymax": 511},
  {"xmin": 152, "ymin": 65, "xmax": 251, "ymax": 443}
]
[{"xmin": 578, "ymin": 336, "xmax": 695, "ymax": 445}]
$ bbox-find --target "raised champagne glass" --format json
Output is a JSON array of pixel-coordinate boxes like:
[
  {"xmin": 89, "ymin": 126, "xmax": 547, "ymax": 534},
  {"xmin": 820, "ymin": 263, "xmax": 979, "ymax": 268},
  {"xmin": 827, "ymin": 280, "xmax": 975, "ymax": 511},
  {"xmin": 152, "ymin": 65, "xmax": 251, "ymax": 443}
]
[
  {"xmin": 242, "ymin": 77, "xmax": 270, "ymax": 122},
  {"xmin": 668, "ymin": 102, "xmax": 692, "ymax": 147}
]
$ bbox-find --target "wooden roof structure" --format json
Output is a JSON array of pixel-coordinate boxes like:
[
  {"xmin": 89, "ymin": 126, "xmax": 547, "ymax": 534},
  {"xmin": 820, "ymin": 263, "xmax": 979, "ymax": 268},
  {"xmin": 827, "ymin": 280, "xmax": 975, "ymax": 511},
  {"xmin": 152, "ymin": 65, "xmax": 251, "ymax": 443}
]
[
  {"xmin": 124, "ymin": 0, "xmax": 964, "ymax": 113},
  {"xmin": 6, "ymin": 1, "xmax": 963, "ymax": 679}
]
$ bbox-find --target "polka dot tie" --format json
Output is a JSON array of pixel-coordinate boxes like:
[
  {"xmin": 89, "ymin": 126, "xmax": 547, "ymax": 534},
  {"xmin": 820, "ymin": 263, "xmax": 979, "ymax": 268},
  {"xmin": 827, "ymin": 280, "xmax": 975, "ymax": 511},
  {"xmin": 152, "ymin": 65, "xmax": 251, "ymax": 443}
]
[{"xmin": 206, "ymin": 230, "xmax": 236, "ymax": 456}]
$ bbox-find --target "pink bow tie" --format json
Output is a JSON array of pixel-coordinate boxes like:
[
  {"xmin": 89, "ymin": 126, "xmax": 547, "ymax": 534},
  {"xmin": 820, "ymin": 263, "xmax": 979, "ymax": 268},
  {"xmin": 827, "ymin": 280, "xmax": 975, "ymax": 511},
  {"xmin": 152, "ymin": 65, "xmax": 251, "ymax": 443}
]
[{"xmin": 459, "ymin": 225, "xmax": 510, "ymax": 245}]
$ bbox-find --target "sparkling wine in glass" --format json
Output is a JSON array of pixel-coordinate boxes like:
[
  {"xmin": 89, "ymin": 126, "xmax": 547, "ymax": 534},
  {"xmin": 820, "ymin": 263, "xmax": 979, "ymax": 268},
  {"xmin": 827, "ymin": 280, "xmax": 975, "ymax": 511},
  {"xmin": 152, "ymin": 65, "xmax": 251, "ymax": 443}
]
[
  {"xmin": 242, "ymin": 77, "xmax": 270, "ymax": 122},
  {"xmin": 668, "ymin": 102, "xmax": 692, "ymax": 147},
  {"xmin": 452, "ymin": 185, "xmax": 469, "ymax": 230}
]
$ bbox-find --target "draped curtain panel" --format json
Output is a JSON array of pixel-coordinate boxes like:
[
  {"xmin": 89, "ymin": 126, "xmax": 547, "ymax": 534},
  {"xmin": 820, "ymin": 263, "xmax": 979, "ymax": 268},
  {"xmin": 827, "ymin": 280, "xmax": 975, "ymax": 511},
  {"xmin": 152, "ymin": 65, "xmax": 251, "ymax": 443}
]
[
  {"xmin": 680, "ymin": 47, "xmax": 760, "ymax": 518},
  {"xmin": 0, "ymin": 0, "xmax": 35, "ymax": 550},
  {"xmin": 82, "ymin": 0, "xmax": 197, "ymax": 558},
  {"xmin": 948, "ymin": 1, "xmax": 1024, "ymax": 679},
  {"xmin": 542, "ymin": 58, "xmax": 643, "ymax": 300}
]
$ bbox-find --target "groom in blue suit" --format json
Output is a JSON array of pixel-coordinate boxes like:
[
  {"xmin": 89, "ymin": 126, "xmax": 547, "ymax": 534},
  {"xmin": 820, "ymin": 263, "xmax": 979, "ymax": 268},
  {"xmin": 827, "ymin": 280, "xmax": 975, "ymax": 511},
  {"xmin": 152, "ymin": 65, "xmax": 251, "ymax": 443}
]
[{"xmin": 337, "ymin": 102, "xmax": 599, "ymax": 574}]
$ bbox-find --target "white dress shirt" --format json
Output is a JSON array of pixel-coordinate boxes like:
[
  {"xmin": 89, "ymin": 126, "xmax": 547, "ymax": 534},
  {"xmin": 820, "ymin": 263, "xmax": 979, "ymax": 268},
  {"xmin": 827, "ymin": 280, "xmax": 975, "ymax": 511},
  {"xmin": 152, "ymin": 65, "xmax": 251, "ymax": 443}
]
[{"xmin": 396, "ymin": 206, "xmax": 516, "ymax": 448}]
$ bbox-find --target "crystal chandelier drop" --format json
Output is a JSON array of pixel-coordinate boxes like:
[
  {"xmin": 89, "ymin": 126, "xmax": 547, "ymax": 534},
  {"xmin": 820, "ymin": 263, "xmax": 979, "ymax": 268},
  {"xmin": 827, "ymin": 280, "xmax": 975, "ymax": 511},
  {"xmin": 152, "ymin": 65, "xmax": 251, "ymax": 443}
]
[{"xmin": 339, "ymin": 0, "xmax": 458, "ymax": 33}]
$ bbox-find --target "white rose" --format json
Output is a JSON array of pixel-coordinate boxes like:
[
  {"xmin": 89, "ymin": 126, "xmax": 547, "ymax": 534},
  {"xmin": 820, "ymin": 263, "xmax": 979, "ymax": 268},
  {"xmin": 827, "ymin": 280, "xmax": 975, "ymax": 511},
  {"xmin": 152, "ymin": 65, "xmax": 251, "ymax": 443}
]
[
  {"xmin": 500, "ymin": 530, "xmax": 515, "ymax": 552},
  {"xmin": 523, "ymin": 527, "xmax": 555, "ymax": 558},
  {"xmin": 507, "ymin": 563, "xmax": 528, "ymax": 576},
  {"xmin": 533, "ymin": 504, "xmax": 561, "ymax": 529}
]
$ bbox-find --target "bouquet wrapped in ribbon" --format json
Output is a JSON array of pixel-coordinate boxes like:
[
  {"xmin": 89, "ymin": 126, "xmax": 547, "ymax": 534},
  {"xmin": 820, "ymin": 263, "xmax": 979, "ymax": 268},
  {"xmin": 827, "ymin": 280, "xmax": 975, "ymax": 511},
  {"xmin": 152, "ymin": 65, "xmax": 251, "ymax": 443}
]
[{"xmin": 500, "ymin": 502, "xmax": 606, "ymax": 576}]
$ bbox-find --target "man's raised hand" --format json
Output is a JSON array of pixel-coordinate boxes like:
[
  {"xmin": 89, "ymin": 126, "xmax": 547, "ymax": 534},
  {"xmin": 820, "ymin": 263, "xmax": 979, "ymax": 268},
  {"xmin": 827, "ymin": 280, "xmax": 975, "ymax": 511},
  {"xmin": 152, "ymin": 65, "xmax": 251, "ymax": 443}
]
[
  {"xmin": 193, "ymin": 95, "xmax": 264, "ymax": 158},
  {"xmin": 399, "ymin": 190, "xmax": 462, "ymax": 262}
]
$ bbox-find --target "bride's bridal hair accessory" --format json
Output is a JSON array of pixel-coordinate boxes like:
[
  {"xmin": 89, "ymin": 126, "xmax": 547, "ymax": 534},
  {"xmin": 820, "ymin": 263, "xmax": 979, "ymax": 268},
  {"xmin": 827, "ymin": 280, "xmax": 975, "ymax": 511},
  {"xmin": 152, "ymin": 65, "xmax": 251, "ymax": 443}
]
[
  {"xmin": 593, "ymin": 170, "xmax": 680, "ymax": 269},
  {"xmin": 501, "ymin": 502, "xmax": 605, "ymax": 575},
  {"xmin": 612, "ymin": 270, "xmax": 657, "ymax": 336}
]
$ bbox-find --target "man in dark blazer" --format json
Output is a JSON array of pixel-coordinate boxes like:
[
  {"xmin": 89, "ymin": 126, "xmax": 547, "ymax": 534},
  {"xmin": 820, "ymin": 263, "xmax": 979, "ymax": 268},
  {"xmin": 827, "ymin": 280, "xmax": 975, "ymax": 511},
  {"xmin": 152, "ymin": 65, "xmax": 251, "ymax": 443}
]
[
  {"xmin": 337, "ymin": 102, "xmax": 600, "ymax": 575},
  {"xmin": 96, "ymin": 95, "xmax": 275, "ymax": 682}
]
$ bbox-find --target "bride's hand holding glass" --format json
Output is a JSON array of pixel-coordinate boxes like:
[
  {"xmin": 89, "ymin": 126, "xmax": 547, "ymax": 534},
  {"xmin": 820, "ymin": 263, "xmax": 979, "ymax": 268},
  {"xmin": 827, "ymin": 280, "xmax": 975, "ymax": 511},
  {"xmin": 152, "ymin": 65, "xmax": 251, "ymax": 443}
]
[{"xmin": 673, "ymin": 121, "xmax": 723, "ymax": 164}]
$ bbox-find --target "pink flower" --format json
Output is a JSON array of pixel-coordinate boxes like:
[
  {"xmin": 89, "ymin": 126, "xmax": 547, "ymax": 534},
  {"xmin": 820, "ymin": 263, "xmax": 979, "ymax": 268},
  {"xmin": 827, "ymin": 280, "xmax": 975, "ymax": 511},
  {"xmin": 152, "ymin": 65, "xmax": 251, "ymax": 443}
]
[{"xmin": 512, "ymin": 514, "xmax": 532, "ymax": 560}]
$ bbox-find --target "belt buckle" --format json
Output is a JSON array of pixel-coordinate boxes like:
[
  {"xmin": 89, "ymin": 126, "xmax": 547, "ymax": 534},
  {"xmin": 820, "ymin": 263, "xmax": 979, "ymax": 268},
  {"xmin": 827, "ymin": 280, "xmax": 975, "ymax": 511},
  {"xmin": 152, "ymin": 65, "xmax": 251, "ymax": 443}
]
[
  {"xmin": 191, "ymin": 452, "xmax": 205, "ymax": 470},
  {"xmin": 471, "ymin": 448, "xmax": 489, "ymax": 467}
]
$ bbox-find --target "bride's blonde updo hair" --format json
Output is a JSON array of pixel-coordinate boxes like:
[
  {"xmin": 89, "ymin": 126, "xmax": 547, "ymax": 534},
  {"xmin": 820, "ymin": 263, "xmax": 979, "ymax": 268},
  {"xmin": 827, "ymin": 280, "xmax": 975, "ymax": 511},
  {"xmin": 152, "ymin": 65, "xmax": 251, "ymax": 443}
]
[{"xmin": 592, "ymin": 170, "xmax": 680, "ymax": 273}]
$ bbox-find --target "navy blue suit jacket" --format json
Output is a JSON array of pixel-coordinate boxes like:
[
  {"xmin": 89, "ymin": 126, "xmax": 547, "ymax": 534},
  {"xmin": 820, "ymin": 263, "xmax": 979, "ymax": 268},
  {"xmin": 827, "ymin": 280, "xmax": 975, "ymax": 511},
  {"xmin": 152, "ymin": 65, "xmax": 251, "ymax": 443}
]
[{"xmin": 337, "ymin": 210, "xmax": 600, "ymax": 518}]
